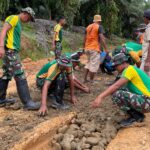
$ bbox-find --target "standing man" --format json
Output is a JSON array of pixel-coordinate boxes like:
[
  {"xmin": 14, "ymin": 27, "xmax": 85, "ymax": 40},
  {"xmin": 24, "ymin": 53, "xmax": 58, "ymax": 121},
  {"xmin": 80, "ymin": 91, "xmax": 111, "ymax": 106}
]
[
  {"xmin": 0, "ymin": 7, "xmax": 40, "ymax": 110},
  {"xmin": 140, "ymin": 9, "xmax": 150, "ymax": 76},
  {"xmin": 53, "ymin": 16, "xmax": 66, "ymax": 59},
  {"xmin": 92, "ymin": 53, "xmax": 150, "ymax": 127},
  {"xmin": 83, "ymin": 15, "xmax": 108, "ymax": 83}
]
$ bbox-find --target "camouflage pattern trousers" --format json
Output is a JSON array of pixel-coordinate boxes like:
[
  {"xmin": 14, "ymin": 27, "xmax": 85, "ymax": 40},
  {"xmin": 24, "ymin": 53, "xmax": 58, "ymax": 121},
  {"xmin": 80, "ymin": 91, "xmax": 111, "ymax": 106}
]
[
  {"xmin": 55, "ymin": 41, "xmax": 62, "ymax": 59},
  {"xmin": 112, "ymin": 90, "xmax": 150, "ymax": 113},
  {"xmin": 1, "ymin": 48, "xmax": 25, "ymax": 80}
]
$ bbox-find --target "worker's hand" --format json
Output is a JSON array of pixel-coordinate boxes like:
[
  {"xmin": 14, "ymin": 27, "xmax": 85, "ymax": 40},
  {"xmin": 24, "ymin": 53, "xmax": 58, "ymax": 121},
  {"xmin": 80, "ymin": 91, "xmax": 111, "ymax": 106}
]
[
  {"xmin": 38, "ymin": 104, "xmax": 48, "ymax": 117},
  {"xmin": 0, "ymin": 46, "xmax": 5, "ymax": 58},
  {"xmin": 91, "ymin": 96, "xmax": 102, "ymax": 108},
  {"xmin": 84, "ymin": 87, "xmax": 90, "ymax": 93},
  {"xmin": 71, "ymin": 96, "xmax": 78, "ymax": 104}
]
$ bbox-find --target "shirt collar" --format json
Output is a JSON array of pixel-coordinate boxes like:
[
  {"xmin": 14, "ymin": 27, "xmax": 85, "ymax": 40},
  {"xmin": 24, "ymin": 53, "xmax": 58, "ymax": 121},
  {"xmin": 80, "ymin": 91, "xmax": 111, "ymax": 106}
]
[{"xmin": 146, "ymin": 23, "xmax": 150, "ymax": 28}]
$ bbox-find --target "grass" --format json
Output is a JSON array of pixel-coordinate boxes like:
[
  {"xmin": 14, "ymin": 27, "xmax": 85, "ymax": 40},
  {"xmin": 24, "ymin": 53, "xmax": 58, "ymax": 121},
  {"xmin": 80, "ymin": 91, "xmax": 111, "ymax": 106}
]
[{"xmin": 0, "ymin": 22, "xmax": 130, "ymax": 67}]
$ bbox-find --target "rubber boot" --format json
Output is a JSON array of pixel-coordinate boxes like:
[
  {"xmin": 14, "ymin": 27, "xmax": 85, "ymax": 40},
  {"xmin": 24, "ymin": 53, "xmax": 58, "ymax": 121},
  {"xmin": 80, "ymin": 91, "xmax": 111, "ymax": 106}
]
[
  {"xmin": 53, "ymin": 74, "xmax": 70, "ymax": 110},
  {"xmin": 119, "ymin": 109, "xmax": 145, "ymax": 127},
  {"xmin": 128, "ymin": 109, "xmax": 145, "ymax": 122},
  {"xmin": 0, "ymin": 78, "xmax": 16, "ymax": 105},
  {"xmin": 16, "ymin": 79, "xmax": 40, "ymax": 110}
]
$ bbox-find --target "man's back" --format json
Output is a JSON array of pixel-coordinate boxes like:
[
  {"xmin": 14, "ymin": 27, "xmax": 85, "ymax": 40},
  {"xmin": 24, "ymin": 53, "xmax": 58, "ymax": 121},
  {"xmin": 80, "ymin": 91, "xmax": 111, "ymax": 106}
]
[
  {"xmin": 85, "ymin": 23, "xmax": 100, "ymax": 52},
  {"xmin": 122, "ymin": 65, "xmax": 150, "ymax": 96}
]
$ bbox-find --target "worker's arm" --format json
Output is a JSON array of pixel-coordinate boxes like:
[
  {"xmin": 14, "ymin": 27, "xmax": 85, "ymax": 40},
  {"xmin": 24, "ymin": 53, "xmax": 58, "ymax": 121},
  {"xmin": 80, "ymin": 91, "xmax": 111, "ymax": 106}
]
[
  {"xmin": 67, "ymin": 74, "xmax": 78, "ymax": 104},
  {"xmin": 0, "ymin": 23, "xmax": 12, "ymax": 58},
  {"xmin": 74, "ymin": 77, "xmax": 90, "ymax": 93},
  {"xmin": 39, "ymin": 80, "xmax": 51, "ymax": 116},
  {"xmin": 91, "ymin": 78, "xmax": 128, "ymax": 108},
  {"xmin": 99, "ymin": 33, "xmax": 108, "ymax": 53}
]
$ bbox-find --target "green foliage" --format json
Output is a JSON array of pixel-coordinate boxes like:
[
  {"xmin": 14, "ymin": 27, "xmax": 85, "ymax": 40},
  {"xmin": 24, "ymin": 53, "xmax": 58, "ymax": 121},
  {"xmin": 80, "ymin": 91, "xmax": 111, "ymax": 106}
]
[{"xmin": 0, "ymin": 0, "xmax": 150, "ymax": 36}]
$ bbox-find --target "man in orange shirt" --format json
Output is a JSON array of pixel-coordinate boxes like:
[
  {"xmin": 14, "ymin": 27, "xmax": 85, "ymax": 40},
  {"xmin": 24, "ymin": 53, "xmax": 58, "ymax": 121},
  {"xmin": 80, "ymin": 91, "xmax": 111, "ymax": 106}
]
[{"xmin": 83, "ymin": 15, "xmax": 108, "ymax": 83}]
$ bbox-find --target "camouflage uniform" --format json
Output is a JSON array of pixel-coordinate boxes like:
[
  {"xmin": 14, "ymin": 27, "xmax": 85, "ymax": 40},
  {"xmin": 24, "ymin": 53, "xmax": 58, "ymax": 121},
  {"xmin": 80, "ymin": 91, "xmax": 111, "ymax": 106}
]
[
  {"xmin": 37, "ymin": 73, "xmax": 68, "ymax": 105},
  {"xmin": 55, "ymin": 41, "xmax": 62, "ymax": 58},
  {"xmin": 2, "ymin": 48, "xmax": 25, "ymax": 80},
  {"xmin": 112, "ymin": 90, "xmax": 150, "ymax": 113}
]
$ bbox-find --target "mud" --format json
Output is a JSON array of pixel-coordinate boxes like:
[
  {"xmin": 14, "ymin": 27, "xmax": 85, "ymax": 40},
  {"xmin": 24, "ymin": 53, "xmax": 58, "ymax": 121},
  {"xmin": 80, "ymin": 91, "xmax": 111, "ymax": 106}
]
[{"xmin": 0, "ymin": 58, "xmax": 124, "ymax": 150}]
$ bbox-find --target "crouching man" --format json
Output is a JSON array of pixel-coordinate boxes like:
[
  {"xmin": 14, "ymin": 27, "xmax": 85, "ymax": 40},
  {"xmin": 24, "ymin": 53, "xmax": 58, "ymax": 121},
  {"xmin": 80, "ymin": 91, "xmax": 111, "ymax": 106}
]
[
  {"xmin": 92, "ymin": 53, "xmax": 150, "ymax": 127},
  {"xmin": 37, "ymin": 55, "xmax": 77, "ymax": 116}
]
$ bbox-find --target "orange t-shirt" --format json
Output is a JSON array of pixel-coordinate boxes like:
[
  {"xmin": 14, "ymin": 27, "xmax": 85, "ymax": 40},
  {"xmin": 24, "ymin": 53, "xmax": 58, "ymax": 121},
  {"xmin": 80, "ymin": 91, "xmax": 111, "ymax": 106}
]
[{"xmin": 85, "ymin": 23, "xmax": 100, "ymax": 52}]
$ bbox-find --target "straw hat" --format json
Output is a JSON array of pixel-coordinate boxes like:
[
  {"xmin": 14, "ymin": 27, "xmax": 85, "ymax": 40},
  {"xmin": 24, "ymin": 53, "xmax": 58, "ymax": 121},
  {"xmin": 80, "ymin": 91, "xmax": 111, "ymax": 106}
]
[{"xmin": 93, "ymin": 15, "xmax": 102, "ymax": 22}]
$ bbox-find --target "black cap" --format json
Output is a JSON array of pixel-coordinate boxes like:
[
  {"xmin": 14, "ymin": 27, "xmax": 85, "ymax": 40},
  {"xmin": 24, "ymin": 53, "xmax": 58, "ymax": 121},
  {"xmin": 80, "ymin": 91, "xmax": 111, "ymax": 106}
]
[{"xmin": 144, "ymin": 9, "xmax": 150, "ymax": 20}]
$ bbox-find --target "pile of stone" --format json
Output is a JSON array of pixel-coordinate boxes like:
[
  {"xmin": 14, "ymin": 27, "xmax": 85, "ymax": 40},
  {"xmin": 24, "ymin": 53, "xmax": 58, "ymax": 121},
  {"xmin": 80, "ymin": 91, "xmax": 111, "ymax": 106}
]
[{"xmin": 51, "ymin": 114, "xmax": 119, "ymax": 150}]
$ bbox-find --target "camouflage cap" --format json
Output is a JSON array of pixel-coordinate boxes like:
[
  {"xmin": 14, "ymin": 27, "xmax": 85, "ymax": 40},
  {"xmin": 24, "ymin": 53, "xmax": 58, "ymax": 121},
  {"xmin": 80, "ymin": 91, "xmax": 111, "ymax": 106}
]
[
  {"xmin": 112, "ymin": 53, "xmax": 128, "ymax": 67},
  {"xmin": 21, "ymin": 7, "xmax": 35, "ymax": 22},
  {"xmin": 57, "ymin": 54, "xmax": 72, "ymax": 67}
]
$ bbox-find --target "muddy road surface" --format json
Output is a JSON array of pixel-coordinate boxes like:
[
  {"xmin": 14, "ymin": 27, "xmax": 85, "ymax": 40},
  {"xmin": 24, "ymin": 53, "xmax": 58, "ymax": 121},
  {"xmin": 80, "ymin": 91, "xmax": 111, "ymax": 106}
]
[{"xmin": 0, "ymin": 58, "xmax": 124, "ymax": 150}]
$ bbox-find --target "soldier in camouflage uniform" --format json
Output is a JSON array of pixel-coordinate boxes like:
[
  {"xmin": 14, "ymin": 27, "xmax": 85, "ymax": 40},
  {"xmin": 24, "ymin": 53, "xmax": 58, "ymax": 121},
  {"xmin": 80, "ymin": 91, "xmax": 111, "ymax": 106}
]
[
  {"xmin": 0, "ymin": 7, "xmax": 40, "ymax": 110},
  {"xmin": 52, "ymin": 17, "xmax": 66, "ymax": 59},
  {"xmin": 92, "ymin": 53, "xmax": 150, "ymax": 127}
]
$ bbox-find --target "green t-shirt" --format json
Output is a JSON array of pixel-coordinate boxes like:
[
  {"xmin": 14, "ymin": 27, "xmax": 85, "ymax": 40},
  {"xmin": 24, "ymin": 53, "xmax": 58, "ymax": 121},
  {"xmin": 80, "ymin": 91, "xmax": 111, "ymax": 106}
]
[
  {"xmin": 124, "ymin": 42, "xmax": 142, "ymax": 52},
  {"xmin": 5, "ymin": 15, "xmax": 22, "ymax": 51},
  {"xmin": 37, "ymin": 60, "xmax": 72, "ymax": 81},
  {"xmin": 122, "ymin": 65, "xmax": 150, "ymax": 97}
]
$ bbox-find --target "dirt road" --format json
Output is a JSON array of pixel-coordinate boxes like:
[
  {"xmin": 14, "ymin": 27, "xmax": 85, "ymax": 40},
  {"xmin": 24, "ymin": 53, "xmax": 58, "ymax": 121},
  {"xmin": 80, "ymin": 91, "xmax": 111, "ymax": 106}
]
[{"xmin": 0, "ymin": 58, "xmax": 150, "ymax": 150}]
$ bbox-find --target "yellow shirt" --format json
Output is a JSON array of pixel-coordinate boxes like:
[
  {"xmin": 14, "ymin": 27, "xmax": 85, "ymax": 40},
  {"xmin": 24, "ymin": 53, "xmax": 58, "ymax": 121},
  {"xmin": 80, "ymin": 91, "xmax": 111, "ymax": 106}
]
[
  {"xmin": 5, "ymin": 15, "xmax": 21, "ymax": 51},
  {"xmin": 54, "ymin": 24, "xmax": 63, "ymax": 42}
]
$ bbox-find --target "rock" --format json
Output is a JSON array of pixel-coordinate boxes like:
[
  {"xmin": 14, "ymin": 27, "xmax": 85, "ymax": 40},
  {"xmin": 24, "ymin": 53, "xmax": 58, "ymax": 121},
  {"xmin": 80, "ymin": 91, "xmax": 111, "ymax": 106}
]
[
  {"xmin": 110, "ymin": 131, "xmax": 117, "ymax": 139},
  {"xmin": 86, "ymin": 137, "xmax": 99, "ymax": 146},
  {"xmin": 106, "ymin": 136, "xmax": 112, "ymax": 144},
  {"xmin": 92, "ymin": 145, "xmax": 104, "ymax": 150},
  {"xmin": 66, "ymin": 129, "xmax": 78, "ymax": 138},
  {"xmin": 70, "ymin": 124, "xmax": 80, "ymax": 130},
  {"xmin": 61, "ymin": 134, "xmax": 74, "ymax": 150},
  {"xmin": 76, "ymin": 143, "xmax": 82, "ymax": 150},
  {"xmin": 71, "ymin": 118, "xmax": 76, "ymax": 124},
  {"xmin": 91, "ymin": 132, "xmax": 101, "ymax": 138},
  {"xmin": 53, "ymin": 133, "xmax": 64, "ymax": 142},
  {"xmin": 100, "ymin": 138, "xmax": 107, "ymax": 146},
  {"xmin": 84, "ymin": 131, "xmax": 91, "ymax": 137},
  {"xmin": 77, "ymin": 130, "xmax": 84, "ymax": 139},
  {"xmin": 98, "ymin": 142, "xmax": 104, "ymax": 149},
  {"xmin": 74, "ymin": 119, "xmax": 83, "ymax": 126},
  {"xmin": 81, "ymin": 143, "xmax": 91, "ymax": 149},
  {"xmin": 81, "ymin": 136, "xmax": 87, "ymax": 143},
  {"xmin": 74, "ymin": 138, "xmax": 80, "ymax": 143},
  {"xmin": 58, "ymin": 125, "xmax": 68, "ymax": 134},
  {"xmin": 71, "ymin": 141, "xmax": 77, "ymax": 150},
  {"xmin": 81, "ymin": 123, "xmax": 96, "ymax": 132},
  {"xmin": 52, "ymin": 142, "xmax": 61, "ymax": 150}
]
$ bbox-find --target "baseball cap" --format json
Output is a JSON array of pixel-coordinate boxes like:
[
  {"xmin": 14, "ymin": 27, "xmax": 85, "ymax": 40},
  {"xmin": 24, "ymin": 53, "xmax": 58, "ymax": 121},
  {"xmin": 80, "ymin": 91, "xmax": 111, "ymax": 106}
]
[
  {"xmin": 21, "ymin": 7, "xmax": 35, "ymax": 22},
  {"xmin": 57, "ymin": 55, "xmax": 72, "ymax": 67},
  {"xmin": 112, "ymin": 53, "xmax": 128, "ymax": 67}
]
